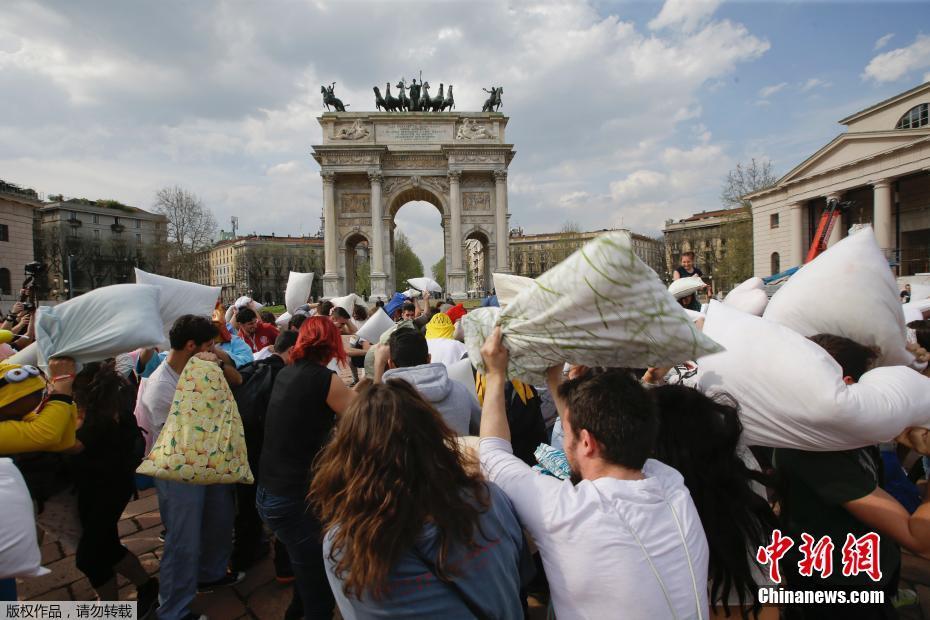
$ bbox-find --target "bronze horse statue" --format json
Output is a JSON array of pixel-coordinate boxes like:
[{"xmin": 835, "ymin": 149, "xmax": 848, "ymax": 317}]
[
  {"xmin": 373, "ymin": 86, "xmax": 388, "ymax": 111},
  {"xmin": 429, "ymin": 83, "xmax": 445, "ymax": 112},
  {"xmin": 418, "ymin": 81, "xmax": 431, "ymax": 112},
  {"xmin": 396, "ymin": 79, "xmax": 410, "ymax": 111},
  {"xmin": 383, "ymin": 82, "xmax": 399, "ymax": 112},
  {"xmin": 321, "ymin": 84, "xmax": 347, "ymax": 112},
  {"xmin": 441, "ymin": 84, "xmax": 455, "ymax": 111},
  {"xmin": 481, "ymin": 86, "xmax": 502, "ymax": 112}
]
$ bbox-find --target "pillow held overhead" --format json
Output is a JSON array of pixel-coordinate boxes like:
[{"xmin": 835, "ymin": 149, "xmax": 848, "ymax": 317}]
[
  {"xmin": 723, "ymin": 277, "xmax": 769, "ymax": 316},
  {"xmin": 763, "ymin": 227, "xmax": 911, "ymax": 367},
  {"xmin": 407, "ymin": 277, "xmax": 442, "ymax": 293},
  {"xmin": 462, "ymin": 232, "xmax": 723, "ymax": 384},
  {"xmin": 134, "ymin": 268, "xmax": 221, "ymax": 336},
  {"xmin": 285, "ymin": 272, "xmax": 315, "ymax": 314},
  {"xmin": 697, "ymin": 300, "xmax": 930, "ymax": 451}
]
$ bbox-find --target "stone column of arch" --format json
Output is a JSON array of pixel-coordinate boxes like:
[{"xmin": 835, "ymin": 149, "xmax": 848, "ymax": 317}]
[
  {"xmin": 368, "ymin": 171, "xmax": 388, "ymax": 300},
  {"xmin": 447, "ymin": 170, "xmax": 467, "ymax": 298},
  {"xmin": 494, "ymin": 169, "xmax": 511, "ymax": 274},
  {"xmin": 321, "ymin": 171, "xmax": 341, "ymax": 298}
]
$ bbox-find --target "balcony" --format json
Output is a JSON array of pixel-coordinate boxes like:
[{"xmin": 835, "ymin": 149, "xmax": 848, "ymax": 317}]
[
  {"xmin": 111, "ymin": 223, "xmax": 125, "ymax": 233},
  {"xmin": 68, "ymin": 218, "xmax": 82, "ymax": 227}
]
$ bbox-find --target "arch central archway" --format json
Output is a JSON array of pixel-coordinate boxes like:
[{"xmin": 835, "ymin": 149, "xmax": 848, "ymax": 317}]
[{"xmin": 311, "ymin": 111, "xmax": 515, "ymax": 300}]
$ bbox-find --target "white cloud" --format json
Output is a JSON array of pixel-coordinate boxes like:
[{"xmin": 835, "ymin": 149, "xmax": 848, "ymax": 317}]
[
  {"xmin": 609, "ymin": 170, "xmax": 667, "ymax": 201},
  {"xmin": 649, "ymin": 0, "xmax": 721, "ymax": 33},
  {"xmin": 559, "ymin": 191, "xmax": 591, "ymax": 205},
  {"xmin": 863, "ymin": 33, "xmax": 930, "ymax": 83},
  {"xmin": 799, "ymin": 78, "xmax": 831, "ymax": 92},
  {"xmin": 874, "ymin": 33, "xmax": 894, "ymax": 51},
  {"xmin": 758, "ymin": 82, "xmax": 788, "ymax": 98}
]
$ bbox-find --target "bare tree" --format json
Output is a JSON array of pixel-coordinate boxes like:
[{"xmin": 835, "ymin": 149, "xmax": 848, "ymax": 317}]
[
  {"xmin": 721, "ymin": 158, "xmax": 778, "ymax": 209},
  {"xmin": 153, "ymin": 186, "xmax": 217, "ymax": 280}
]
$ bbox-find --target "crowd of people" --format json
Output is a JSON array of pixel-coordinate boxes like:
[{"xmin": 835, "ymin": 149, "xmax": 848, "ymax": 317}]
[{"xmin": 2, "ymin": 248, "xmax": 930, "ymax": 620}]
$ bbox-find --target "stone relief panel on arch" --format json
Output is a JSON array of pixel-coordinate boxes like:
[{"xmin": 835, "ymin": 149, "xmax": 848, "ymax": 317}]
[
  {"xmin": 463, "ymin": 192, "xmax": 492, "ymax": 211},
  {"xmin": 340, "ymin": 193, "xmax": 371, "ymax": 214}
]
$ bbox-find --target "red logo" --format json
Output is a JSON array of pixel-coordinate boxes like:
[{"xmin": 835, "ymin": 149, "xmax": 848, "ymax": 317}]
[
  {"xmin": 840, "ymin": 533, "xmax": 882, "ymax": 582},
  {"xmin": 756, "ymin": 529, "xmax": 794, "ymax": 584},
  {"xmin": 757, "ymin": 531, "xmax": 882, "ymax": 583}
]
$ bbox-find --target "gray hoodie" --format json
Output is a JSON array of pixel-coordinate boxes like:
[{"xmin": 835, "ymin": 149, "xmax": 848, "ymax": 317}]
[{"xmin": 382, "ymin": 362, "xmax": 480, "ymax": 436}]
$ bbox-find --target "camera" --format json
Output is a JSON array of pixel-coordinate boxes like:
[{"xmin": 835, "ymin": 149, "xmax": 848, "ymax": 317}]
[{"xmin": 24, "ymin": 262, "xmax": 45, "ymax": 277}]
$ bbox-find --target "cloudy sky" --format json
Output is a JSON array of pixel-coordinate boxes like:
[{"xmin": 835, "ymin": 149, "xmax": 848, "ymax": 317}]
[{"xmin": 2, "ymin": 0, "xmax": 930, "ymax": 271}]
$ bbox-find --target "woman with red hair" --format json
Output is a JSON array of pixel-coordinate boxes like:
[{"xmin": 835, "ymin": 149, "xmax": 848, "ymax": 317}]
[{"xmin": 257, "ymin": 316, "xmax": 356, "ymax": 620}]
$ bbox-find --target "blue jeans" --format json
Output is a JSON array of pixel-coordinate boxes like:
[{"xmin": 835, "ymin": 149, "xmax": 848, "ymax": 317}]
[
  {"xmin": 256, "ymin": 486, "xmax": 334, "ymax": 620},
  {"xmin": 154, "ymin": 479, "xmax": 235, "ymax": 620}
]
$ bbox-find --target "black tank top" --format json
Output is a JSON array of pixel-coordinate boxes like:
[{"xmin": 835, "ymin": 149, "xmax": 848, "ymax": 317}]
[{"xmin": 259, "ymin": 360, "xmax": 336, "ymax": 497}]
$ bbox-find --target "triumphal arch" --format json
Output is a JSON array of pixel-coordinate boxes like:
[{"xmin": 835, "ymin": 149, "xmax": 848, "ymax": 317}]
[{"xmin": 311, "ymin": 112, "xmax": 515, "ymax": 300}]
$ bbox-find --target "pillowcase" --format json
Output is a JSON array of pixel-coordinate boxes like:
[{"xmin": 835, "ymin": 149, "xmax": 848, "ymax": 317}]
[
  {"xmin": 285, "ymin": 271, "xmax": 315, "ymax": 314},
  {"xmin": 462, "ymin": 232, "xmax": 723, "ymax": 384},
  {"xmin": 35, "ymin": 284, "xmax": 164, "ymax": 364},
  {"xmin": 763, "ymin": 227, "xmax": 911, "ymax": 366},
  {"xmin": 134, "ymin": 269, "xmax": 220, "ymax": 338},
  {"xmin": 137, "ymin": 357, "xmax": 253, "ymax": 484},
  {"xmin": 723, "ymin": 277, "xmax": 768, "ymax": 316},
  {"xmin": 697, "ymin": 301, "xmax": 930, "ymax": 450}
]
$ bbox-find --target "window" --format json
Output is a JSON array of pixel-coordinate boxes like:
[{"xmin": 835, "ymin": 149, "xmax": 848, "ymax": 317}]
[
  {"xmin": 0, "ymin": 224, "xmax": 8, "ymax": 242},
  {"xmin": 896, "ymin": 103, "xmax": 929, "ymax": 129},
  {"xmin": 771, "ymin": 252, "xmax": 781, "ymax": 275},
  {"xmin": 0, "ymin": 268, "xmax": 10, "ymax": 294},
  {"xmin": 94, "ymin": 229, "xmax": 100, "ymax": 240},
  {"xmin": 770, "ymin": 213, "xmax": 780, "ymax": 229},
  {"xmin": 136, "ymin": 234, "xmax": 142, "ymax": 243},
  {"xmin": 135, "ymin": 219, "xmax": 141, "ymax": 229}
]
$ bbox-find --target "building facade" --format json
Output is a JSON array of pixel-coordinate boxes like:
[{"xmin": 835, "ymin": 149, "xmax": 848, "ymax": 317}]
[
  {"xmin": 34, "ymin": 199, "xmax": 167, "ymax": 298},
  {"xmin": 0, "ymin": 188, "xmax": 43, "ymax": 300},
  {"xmin": 508, "ymin": 228, "xmax": 666, "ymax": 281},
  {"xmin": 191, "ymin": 235, "xmax": 325, "ymax": 305},
  {"xmin": 663, "ymin": 207, "xmax": 753, "ymax": 292},
  {"xmin": 747, "ymin": 81, "xmax": 930, "ymax": 277}
]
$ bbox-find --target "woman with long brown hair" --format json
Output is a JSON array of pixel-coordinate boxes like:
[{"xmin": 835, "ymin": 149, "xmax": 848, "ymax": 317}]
[
  {"xmin": 257, "ymin": 316, "xmax": 356, "ymax": 620},
  {"xmin": 309, "ymin": 379, "xmax": 526, "ymax": 619}
]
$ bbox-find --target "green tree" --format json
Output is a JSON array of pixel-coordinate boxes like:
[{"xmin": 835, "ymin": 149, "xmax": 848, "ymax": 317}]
[
  {"xmin": 431, "ymin": 256, "xmax": 446, "ymax": 289},
  {"xmin": 394, "ymin": 231, "xmax": 423, "ymax": 289},
  {"xmin": 355, "ymin": 260, "xmax": 371, "ymax": 298}
]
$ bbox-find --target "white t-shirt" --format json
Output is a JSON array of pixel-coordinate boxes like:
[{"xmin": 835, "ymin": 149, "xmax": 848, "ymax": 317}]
[
  {"xmin": 138, "ymin": 361, "xmax": 180, "ymax": 437},
  {"xmin": 426, "ymin": 338, "xmax": 467, "ymax": 368},
  {"xmin": 480, "ymin": 437, "xmax": 710, "ymax": 620}
]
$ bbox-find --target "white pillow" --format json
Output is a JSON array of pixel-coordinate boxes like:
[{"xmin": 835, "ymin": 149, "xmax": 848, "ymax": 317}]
[
  {"xmin": 330, "ymin": 293, "xmax": 364, "ymax": 313},
  {"xmin": 356, "ymin": 308, "xmax": 394, "ymax": 344},
  {"xmin": 407, "ymin": 277, "xmax": 442, "ymax": 293},
  {"xmin": 402, "ymin": 288, "xmax": 420, "ymax": 299},
  {"xmin": 275, "ymin": 311, "xmax": 292, "ymax": 329},
  {"xmin": 285, "ymin": 272, "xmax": 315, "ymax": 314},
  {"xmin": 493, "ymin": 273, "xmax": 535, "ymax": 308},
  {"xmin": 134, "ymin": 268, "xmax": 220, "ymax": 337},
  {"xmin": 462, "ymin": 232, "xmax": 723, "ymax": 384},
  {"xmin": 35, "ymin": 284, "xmax": 165, "ymax": 364},
  {"xmin": 763, "ymin": 227, "xmax": 911, "ymax": 367},
  {"xmin": 697, "ymin": 301, "xmax": 930, "ymax": 450},
  {"xmin": 0, "ymin": 459, "xmax": 49, "ymax": 578},
  {"xmin": 723, "ymin": 277, "xmax": 769, "ymax": 316},
  {"xmin": 668, "ymin": 276, "xmax": 704, "ymax": 299}
]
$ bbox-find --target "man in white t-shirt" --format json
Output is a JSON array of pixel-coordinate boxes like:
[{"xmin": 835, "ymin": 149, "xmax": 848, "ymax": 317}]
[{"xmin": 478, "ymin": 327, "xmax": 710, "ymax": 619}]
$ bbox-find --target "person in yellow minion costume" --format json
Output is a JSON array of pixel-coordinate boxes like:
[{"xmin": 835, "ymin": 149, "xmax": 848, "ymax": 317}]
[{"xmin": 0, "ymin": 358, "xmax": 78, "ymax": 454}]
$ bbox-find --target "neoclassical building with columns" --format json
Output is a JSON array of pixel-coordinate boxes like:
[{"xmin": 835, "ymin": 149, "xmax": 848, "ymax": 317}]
[
  {"xmin": 746, "ymin": 81, "xmax": 930, "ymax": 277},
  {"xmin": 311, "ymin": 112, "xmax": 515, "ymax": 300}
]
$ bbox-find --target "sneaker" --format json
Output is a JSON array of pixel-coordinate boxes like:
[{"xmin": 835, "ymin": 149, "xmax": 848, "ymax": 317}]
[
  {"xmin": 158, "ymin": 529, "xmax": 166, "ymax": 543},
  {"xmin": 197, "ymin": 571, "xmax": 246, "ymax": 593},
  {"xmin": 136, "ymin": 577, "xmax": 159, "ymax": 619}
]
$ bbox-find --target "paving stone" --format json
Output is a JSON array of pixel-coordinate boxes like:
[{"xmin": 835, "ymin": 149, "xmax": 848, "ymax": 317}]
[
  {"xmin": 195, "ymin": 586, "xmax": 247, "ymax": 619},
  {"xmin": 234, "ymin": 556, "xmax": 275, "ymax": 599},
  {"xmin": 134, "ymin": 512, "xmax": 162, "ymax": 531},
  {"xmin": 245, "ymin": 580, "xmax": 293, "ymax": 620},
  {"xmin": 118, "ymin": 518, "xmax": 141, "ymax": 537},
  {"xmin": 17, "ymin": 556, "xmax": 83, "ymax": 599},
  {"xmin": 121, "ymin": 494, "xmax": 159, "ymax": 519},
  {"xmin": 40, "ymin": 542, "xmax": 63, "ymax": 565},
  {"xmin": 124, "ymin": 525, "xmax": 163, "ymax": 556},
  {"xmin": 34, "ymin": 587, "xmax": 71, "ymax": 601},
  {"xmin": 68, "ymin": 578, "xmax": 95, "ymax": 601}
]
